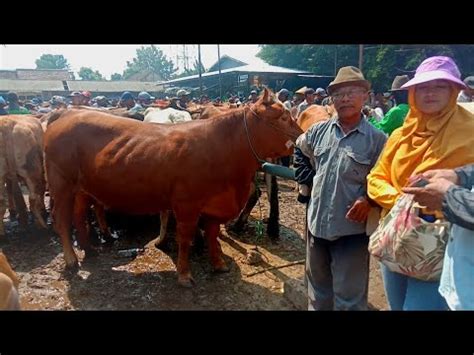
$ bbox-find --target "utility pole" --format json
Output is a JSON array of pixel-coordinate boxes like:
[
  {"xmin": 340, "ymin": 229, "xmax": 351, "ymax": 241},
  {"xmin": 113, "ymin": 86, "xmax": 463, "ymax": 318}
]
[
  {"xmin": 359, "ymin": 44, "xmax": 363, "ymax": 71},
  {"xmin": 217, "ymin": 44, "xmax": 222, "ymax": 99},
  {"xmin": 198, "ymin": 45, "xmax": 203, "ymax": 97}
]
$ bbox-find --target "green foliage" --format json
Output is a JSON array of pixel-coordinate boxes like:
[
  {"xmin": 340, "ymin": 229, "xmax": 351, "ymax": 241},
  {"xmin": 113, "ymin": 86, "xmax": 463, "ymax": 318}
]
[
  {"xmin": 110, "ymin": 73, "xmax": 123, "ymax": 81},
  {"xmin": 173, "ymin": 60, "xmax": 206, "ymax": 79},
  {"xmin": 78, "ymin": 67, "xmax": 104, "ymax": 81},
  {"xmin": 35, "ymin": 54, "xmax": 70, "ymax": 70},
  {"xmin": 123, "ymin": 45, "xmax": 176, "ymax": 81},
  {"xmin": 257, "ymin": 44, "xmax": 474, "ymax": 92}
]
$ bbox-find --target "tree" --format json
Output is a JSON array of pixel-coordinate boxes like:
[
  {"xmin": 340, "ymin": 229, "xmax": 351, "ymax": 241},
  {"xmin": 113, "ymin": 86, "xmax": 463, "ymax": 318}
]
[
  {"xmin": 110, "ymin": 73, "xmax": 123, "ymax": 81},
  {"xmin": 78, "ymin": 67, "xmax": 104, "ymax": 81},
  {"xmin": 257, "ymin": 44, "xmax": 474, "ymax": 92},
  {"xmin": 123, "ymin": 45, "xmax": 176, "ymax": 81},
  {"xmin": 35, "ymin": 54, "xmax": 70, "ymax": 70},
  {"xmin": 173, "ymin": 60, "xmax": 206, "ymax": 79}
]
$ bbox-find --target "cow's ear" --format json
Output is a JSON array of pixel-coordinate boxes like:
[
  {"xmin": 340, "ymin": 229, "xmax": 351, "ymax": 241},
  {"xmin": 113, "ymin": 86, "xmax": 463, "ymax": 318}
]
[{"xmin": 262, "ymin": 87, "xmax": 275, "ymax": 106}]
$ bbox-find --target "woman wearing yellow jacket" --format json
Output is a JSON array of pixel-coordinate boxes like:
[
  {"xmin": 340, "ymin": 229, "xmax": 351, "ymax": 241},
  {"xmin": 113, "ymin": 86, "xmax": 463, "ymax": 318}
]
[{"xmin": 367, "ymin": 56, "xmax": 474, "ymax": 310}]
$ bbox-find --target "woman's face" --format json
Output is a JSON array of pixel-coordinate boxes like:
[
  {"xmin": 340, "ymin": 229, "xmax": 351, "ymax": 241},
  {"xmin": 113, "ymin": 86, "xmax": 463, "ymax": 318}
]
[{"xmin": 415, "ymin": 79, "xmax": 452, "ymax": 114}]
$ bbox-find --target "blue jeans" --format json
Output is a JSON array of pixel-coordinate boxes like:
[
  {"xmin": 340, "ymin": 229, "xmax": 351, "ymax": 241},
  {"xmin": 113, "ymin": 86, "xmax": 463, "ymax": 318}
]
[
  {"xmin": 380, "ymin": 263, "xmax": 448, "ymax": 310},
  {"xmin": 306, "ymin": 232, "xmax": 369, "ymax": 310}
]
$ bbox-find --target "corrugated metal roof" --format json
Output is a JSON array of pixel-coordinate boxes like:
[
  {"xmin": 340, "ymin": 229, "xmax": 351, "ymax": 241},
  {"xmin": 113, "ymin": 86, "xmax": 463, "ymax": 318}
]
[
  {"xmin": 161, "ymin": 63, "xmax": 311, "ymax": 85},
  {"xmin": 0, "ymin": 79, "xmax": 65, "ymax": 92},
  {"xmin": 16, "ymin": 69, "xmax": 73, "ymax": 80},
  {"xmin": 67, "ymin": 81, "xmax": 159, "ymax": 92},
  {"xmin": 0, "ymin": 79, "xmax": 160, "ymax": 93}
]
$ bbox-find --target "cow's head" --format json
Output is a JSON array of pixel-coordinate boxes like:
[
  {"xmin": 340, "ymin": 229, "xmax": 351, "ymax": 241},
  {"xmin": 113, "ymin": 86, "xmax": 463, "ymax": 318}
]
[{"xmin": 250, "ymin": 87, "xmax": 303, "ymax": 157}]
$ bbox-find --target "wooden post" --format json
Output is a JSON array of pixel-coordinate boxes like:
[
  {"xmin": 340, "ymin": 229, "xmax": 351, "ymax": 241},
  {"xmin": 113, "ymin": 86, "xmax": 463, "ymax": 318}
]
[
  {"xmin": 359, "ymin": 44, "xmax": 363, "ymax": 71},
  {"xmin": 198, "ymin": 45, "xmax": 203, "ymax": 97},
  {"xmin": 217, "ymin": 44, "xmax": 222, "ymax": 99}
]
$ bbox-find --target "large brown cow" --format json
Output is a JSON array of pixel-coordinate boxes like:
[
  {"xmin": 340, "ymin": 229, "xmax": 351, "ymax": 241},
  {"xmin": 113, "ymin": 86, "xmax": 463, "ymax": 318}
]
[
  {"xmin": 0, "ymin": 115, "xmax": 47, "ymax": 236},
  {"xmin": 44, "ymin": 88, "xmax": 303, "ymax": 287}
]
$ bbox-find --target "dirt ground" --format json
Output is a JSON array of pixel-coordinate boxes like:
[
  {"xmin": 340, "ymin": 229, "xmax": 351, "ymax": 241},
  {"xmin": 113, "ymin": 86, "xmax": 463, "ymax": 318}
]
[{"xmin": 0, "ymin": 178, "xmax": 388, "ymax": 310}]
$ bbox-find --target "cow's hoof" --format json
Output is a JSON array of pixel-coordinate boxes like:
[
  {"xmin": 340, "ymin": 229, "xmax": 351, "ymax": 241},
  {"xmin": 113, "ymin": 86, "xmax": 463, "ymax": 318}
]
[
  {"xmin": 178, "ymin": 275, "xmax": 195, "ymax": 288},
  {"xmin": 213, "ymin": 263, "xmax": 230, "ymax": 273},
  {"xmin": 64, "ymin": 260, "xmax": 79, "ymax": 272}
]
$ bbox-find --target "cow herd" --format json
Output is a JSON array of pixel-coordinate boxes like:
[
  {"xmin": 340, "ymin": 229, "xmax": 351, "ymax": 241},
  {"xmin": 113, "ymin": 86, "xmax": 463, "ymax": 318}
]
[{"xmin": 0, "ymin": 88, "xmax": 335, "ymax": 299}]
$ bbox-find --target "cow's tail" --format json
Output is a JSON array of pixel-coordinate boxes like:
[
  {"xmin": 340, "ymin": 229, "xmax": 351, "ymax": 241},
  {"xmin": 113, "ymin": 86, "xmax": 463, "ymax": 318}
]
[{"xmin": 3, "ymin": 123, "xmax": 19, "ymax": 187}]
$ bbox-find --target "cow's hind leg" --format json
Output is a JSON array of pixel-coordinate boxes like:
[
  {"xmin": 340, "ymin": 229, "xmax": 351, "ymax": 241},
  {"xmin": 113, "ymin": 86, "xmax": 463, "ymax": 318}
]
[
  {"xmin": 93, "ymin": 202, "xmax": 113, "ymax": 244},
  {"xmin": 24, "ymin": 176, "xmax": 47, "ymax": 230},
  {"xmin": 7, "ymin": 178, "xmax": 28, "ymax": 228},
  {"xmin": 174, "ymin": 213, "xmax": 199, "ymax": 287},
  {"xmin": 203, "ymin": 218, "xmax": 229, "ymax": 273},
  {"xmin": 73, "ymin": 192, "xmax": 97, "ymax": 259},
  {"xmin": 48, "ymin": 167, "xmax": 78, "ymax": 269},
  {"xmin": 228, "ymin": 181, "xmax": 258, "ymax": 233}
]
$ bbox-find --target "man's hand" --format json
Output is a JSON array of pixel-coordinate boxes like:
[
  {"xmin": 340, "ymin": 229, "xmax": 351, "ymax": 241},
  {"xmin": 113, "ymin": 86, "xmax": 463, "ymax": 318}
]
[
  {"xmin": 402, "ymin": 178, "xmax": 455, "ymax": 211},
  {"xmin": 408, "ymin": 169, "xmax": 459, "ymax": 187},
  {"xmin": 346, "ymin": 197, "xmax": 371, "ymax": 223}
]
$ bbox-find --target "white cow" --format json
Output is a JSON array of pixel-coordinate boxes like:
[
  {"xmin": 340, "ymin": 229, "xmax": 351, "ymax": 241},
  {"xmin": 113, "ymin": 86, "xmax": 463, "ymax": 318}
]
[
  {"xmin": 143, "ymin": 107, "xmax": 192, "ymax": 124},
  {"xmin": 142, "ymin": 106, "xmax": 191, "ymax": 248}
]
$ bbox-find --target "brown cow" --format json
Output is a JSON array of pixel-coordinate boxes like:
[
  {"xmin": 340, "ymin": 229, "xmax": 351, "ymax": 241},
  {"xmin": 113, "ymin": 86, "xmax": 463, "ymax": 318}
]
[
  {"xmin": 296, "ymin": 104, "xmax": 335, "ymax": 132},
  {"xmin": 0, "ymin": 251, "xmax": 20, "ymax": 310},
  {"xmin": 44, "ymin": 88, "xmax": 303, "ymax": 287},
  {"xmin": 0, "ymin": 115, "xmax": 47, "ymax": 236}
]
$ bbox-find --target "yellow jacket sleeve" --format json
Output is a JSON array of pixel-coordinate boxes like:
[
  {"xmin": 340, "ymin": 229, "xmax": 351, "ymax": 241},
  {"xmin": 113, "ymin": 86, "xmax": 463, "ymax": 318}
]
[{"xmin": 367, "ymin": 128, "xmax": 403, "ymax": 210}]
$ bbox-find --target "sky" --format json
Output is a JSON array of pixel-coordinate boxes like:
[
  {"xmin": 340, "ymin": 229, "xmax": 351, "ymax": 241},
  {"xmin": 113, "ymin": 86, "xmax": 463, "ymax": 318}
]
[{"xmin": 0, "ymin": 45, "xmax": 264, "ymax": 80}]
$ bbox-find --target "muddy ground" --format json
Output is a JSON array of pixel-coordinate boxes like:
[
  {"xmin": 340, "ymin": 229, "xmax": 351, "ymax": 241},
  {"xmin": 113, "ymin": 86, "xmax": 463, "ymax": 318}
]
[{"xmin": 0, "ymin": 178, "xmax": 387, "ymax": 310}]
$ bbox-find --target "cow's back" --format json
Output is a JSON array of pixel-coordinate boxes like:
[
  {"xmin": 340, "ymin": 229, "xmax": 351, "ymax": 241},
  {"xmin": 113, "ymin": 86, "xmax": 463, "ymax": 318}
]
[{"xmin": 297, "ymin": 104, "xmax": 334, "ymax": 132}]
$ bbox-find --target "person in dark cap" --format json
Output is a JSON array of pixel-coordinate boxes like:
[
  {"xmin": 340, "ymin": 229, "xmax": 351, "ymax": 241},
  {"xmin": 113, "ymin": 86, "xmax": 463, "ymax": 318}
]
[
  {"xmin": 277, "ymin": 88, "xmax": 292, "ymax": 110},
  {"xmin": 248, "ymin": 90, "xmax": 259, "ymax": 104},
  {"xmin": 137, "ymin": 91, "xmax": 155, "ymax": 108},
  {"xmin": 314, "ymin": 87, "xmax": 328, "ymax": 105},
  {"xmin": 50, "ymin": 96, "xmax": 67, "ymax": 110},
  {"xmin": 93, "ymin": 96, "xmax": 110, "ymax": 108},
  {"xmin": 295, "ymin": 66, "xmax": 387, "ymax": 310},
  {"xmin": 119, "ymin": 91, "xmax": 137, "ymax": 110},
  {"xmin": 371, "ymin": 75, "xmax": 410, "ymax": 135},
  {"xmin": 6, "ymin": 92, "xmax": 30, "ymax": 114},
  {"xmin": 0, "ymin": 96, "xmax": 8, "ymax": 115},
  {"xmin": 458, "ymin": 76, "xmax": 474, "ymax": 103},
  {"xmin": 296, "ymin": 88, "xmax": 316, "ymax": 118}
]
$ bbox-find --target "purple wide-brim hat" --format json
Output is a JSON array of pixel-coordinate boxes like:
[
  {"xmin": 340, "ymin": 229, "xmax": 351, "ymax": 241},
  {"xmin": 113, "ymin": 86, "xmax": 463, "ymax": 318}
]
[{"xmin": 401, "ymin": 56, "xmax": 468, "ymax": 90}]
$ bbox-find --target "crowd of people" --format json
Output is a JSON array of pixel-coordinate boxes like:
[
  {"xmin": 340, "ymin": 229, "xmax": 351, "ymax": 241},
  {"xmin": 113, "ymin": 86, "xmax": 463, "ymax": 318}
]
[{"xmin": 1, "ymin": 55, "xmax": 473, "ymax": 312}]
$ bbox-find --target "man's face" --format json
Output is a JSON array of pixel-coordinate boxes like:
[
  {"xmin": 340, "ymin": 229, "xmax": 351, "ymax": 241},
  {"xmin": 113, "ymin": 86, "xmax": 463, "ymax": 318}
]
[
  {"xmin": 305, "ymin": 93, "xmax": 315, "ymax": 104},
  {"xmin": 140, "ymin": 99, "xmax": 151, "ymax": 106},
  {"xmin": 71, "ymin": 96, "xmax": 82, "ymax": 105},
  {"xmin": 331, "ymin": 85, "xmax": 368, "ymax": 119},
  {"xmin": 180, "ymin": 95, "xmax": 189, "ymax": 103},
  {"xmin": 278, "ymin": 93, "xmax": 288, "ymax": 102}
]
